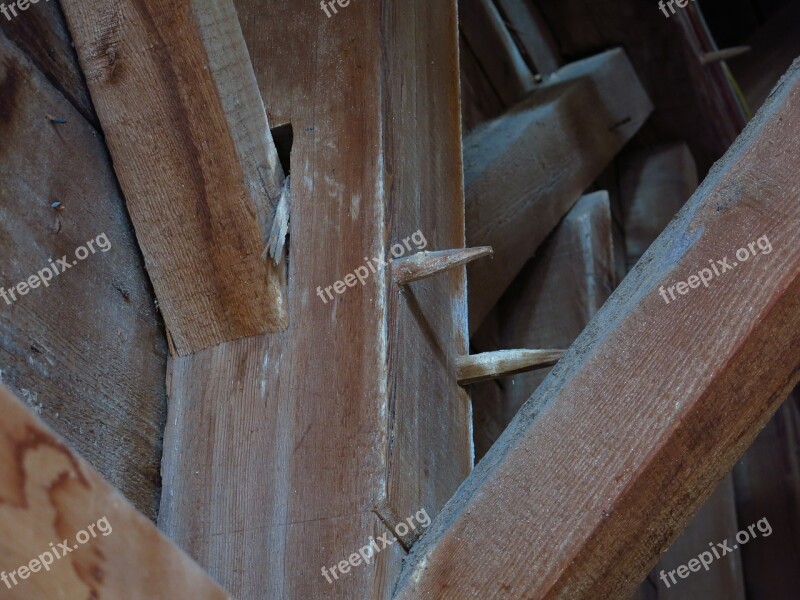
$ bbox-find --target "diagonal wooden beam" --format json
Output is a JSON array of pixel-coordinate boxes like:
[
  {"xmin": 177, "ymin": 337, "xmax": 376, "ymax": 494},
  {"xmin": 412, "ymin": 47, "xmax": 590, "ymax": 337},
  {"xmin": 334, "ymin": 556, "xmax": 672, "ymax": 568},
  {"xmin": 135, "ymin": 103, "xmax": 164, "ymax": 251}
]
[
  {"xmin": 394, "ymin": 60, "xmax": 800, "ymax": 600},
  {"xmin": 0, "ymin": 385, "xmax": 229, "ymax": 599},
  {"xmin": 60, "ymin": 0, "xmax": 287, "ymax": 355}
]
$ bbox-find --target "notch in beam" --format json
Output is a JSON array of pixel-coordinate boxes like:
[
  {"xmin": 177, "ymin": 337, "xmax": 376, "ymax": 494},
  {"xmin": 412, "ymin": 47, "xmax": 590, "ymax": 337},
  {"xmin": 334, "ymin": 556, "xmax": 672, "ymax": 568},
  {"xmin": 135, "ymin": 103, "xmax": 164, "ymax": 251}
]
[{"xmin": 457, "ymin": 349, "xmax": 564, "ymax": 385}]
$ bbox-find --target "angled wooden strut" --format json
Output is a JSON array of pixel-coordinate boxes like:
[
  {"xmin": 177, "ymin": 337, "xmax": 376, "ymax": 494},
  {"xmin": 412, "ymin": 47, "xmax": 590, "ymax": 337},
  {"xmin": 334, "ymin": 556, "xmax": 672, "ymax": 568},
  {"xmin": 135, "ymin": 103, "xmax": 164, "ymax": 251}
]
[
  {"xmin": 394, "ymin": 60, "xmax": 800, "ymax": 599},
  {"xmin": 0, "ymin": 385, "xmax": 228, "ymax": 599},
  {"xmin": 60, "ymin": 0, "xmax": 287, "ymax": 355},
  {"xmin": 466, "ymin": 48, "xmax": 652, "ymax": 332},
  {"xmin": 392, "ymin": 247, "xmax": 492, "ymax": 284}
]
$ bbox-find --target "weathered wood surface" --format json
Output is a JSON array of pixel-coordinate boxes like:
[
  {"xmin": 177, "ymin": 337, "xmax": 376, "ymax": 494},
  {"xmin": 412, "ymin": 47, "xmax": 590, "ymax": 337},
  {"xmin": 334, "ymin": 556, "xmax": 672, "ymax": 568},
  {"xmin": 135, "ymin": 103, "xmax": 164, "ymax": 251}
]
[
  {"xmin": 535, "ymin": 0, "xmax": 742, "ymax": 175},
  {"xmin": 395, "ymin": 60, "xmax": 800, "ymax": 599},
  {"xmin": 655, "ymin": 475, "xmax": 746, "ymax": 600},
  {"xmin": 466, "ymin": 49, "xmax": 651, "ymax": 331},
  {"xmin": 494, "ymin": 0, "xmax": 562, "ymax": 75},
  {"xmin": 459, "ymin": 0, "xmax": 534, "ymax": 106},
  {"xmin": 733, "ymin": 385, "xmax": 800, "ymax": 598},
  {"xmin": 620, "ymin": 143, "xmax": 699, "ymax": 269},
  {"xmin": 160, "ymin": 1, "xmax": 471, "ymax": 598},
  {"xmin": 0, "ymin": 0, "xmax": 95, "ymax": 124},
  {"xmin": 472, "ymin": 192, "xmax": 615, "ymax": 451},
  {"xmin": 0, "ymin": 385, "xmax": 229, "ymax": 599},
  {"xmin": 61, "ymin": 0, "xmax": 287, "ymax": 355},
  {"xmin": 0, "ymin": 30, "xmax": 167, "ymax": 520}
]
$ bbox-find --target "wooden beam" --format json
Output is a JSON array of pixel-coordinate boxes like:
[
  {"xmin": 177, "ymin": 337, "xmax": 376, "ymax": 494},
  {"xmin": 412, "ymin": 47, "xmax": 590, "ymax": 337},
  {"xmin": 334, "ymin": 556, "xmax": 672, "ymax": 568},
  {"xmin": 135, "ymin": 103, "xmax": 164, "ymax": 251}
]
[
  {"xmin": 459, "ymin": 0, "xmax": 535, "ymax": 105},
  {"xmin": 466, "ymin": 49, "xmax": 652, "ymax": 331},
  {"xmin": 494, "ymin": 0, "xmax": 563, "ymax": 75},
  {"xmin": 457, "ymin": 350, "xmax": 564, "ymax": 385},
  {"xmin": 60, "ymin": 0, "xmax": 287, "ymax": 355},
  {"xmin": 394, "ymin": 60, "xmax": 800, "ymax": 599},
  {"xmin": 0, "ymin": 29, "xmax": 166, "ymax": 519},
  {"xmin": 0, "ymin": 385, "xmax": 229, "ymax": 599},
  {"xmin": 160, "ymin": 2, "xmax": 471, "ymax": 598},
  {"xmin": 472, "ymin": 192, "xmax": 615, "ymax": 451}
]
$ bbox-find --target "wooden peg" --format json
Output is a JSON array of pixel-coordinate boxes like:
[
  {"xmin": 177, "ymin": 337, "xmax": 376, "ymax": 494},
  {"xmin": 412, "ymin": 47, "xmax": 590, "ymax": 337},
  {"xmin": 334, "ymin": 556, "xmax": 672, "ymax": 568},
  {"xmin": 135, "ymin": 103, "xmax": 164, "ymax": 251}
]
[
  {"xmin": 392, "ymin": 247, "xmax": 493, "ymax": 285},
  {"xmin": 456, "ymin": 349, "xmax": 564, "ymax": 385}
]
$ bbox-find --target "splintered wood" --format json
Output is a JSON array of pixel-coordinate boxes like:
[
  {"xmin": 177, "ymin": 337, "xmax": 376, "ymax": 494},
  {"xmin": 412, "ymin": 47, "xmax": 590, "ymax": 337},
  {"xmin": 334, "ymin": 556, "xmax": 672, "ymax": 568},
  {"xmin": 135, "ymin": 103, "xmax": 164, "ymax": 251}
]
[{"xmin": 60, "ymin": 0, "xmax": 287, "ymax": 355}]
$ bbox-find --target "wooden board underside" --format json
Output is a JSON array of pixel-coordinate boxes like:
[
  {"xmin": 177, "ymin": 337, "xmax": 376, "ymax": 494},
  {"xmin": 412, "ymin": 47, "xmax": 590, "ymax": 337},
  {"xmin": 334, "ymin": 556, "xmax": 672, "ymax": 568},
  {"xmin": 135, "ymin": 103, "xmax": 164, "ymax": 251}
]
[
  {"xmin": 0, "ymin": 385, "xmax": 229, "ymax": 599},
  {"xmin": 0, "ymin": 30, "xmax": 167, "ymax": 520},
  {"xmin": 159, "ymin": 2, "xmax": 470, "ymax": 598},
  {"xmin": 394, "ymin": 59, "xmax": 800, "ymax": 599}
]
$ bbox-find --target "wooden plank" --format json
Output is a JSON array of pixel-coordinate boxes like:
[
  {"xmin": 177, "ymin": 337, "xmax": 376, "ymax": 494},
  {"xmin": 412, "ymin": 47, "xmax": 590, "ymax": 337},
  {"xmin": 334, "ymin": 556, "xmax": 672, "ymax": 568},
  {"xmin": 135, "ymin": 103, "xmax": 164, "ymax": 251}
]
[
  {"xmin": 535, "ymin": 0, "xmax": 742, "ymax": 174},
  {"xmin": 459, "ymin": 32, "xmax": 505, "ymax": 133},
  {"xmin": 60, "ymin": 0, "xmax": 287, "ymax": 355},
  {"xmin": 160, "ymin": 2, "xmax": 471, "ymax": 598},
  {"xmin": 394, "ymin": 59, "xmax": 800, "ymax": 600},
  {"xmin": 0, "ymin": 30, "xmax": 166, "ymax": 520},
  {"xmin": 459, "ymin": 0, "xmax": 535, "ymax": 105},
  {"xmin": 655, "ymin": 475, "xmax": 746, "ymax": 600},
  {"xmin": 466, "ymin": 49, "xmax": 652, "ymax": 331},
  {"xmin": 620, "ymin": 143, "xmax": 699, "ymax": 269},
  {"xmin": 733, "ymin": 386, "xmax": 800, "ymax": 597},
  {"xmin": 494, "ymin": 0, "xmax": 562, "ymax": 75},
  {"xmin": 0, "ymin": 385, "xmax": 229, "ymax": 599},
  {"xmin": 0, "ymin": 0, "xmax": 95, "ymax": 124},
  {"xmin": 472, "ymin": 192, "xmax": 615, "ymax": 447}
]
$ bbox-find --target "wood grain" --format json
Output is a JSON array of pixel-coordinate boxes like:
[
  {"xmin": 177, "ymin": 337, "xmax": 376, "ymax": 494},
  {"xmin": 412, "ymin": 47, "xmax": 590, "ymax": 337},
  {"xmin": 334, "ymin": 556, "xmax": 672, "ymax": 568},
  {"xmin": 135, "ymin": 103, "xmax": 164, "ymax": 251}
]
[
  {"xmin": 0, "ymin": 30, "xmax": 166, "ymax": 520},
  {"xmin": 395, "ymin": 59, "xmax": 800, "ymax": 600},
  {"xmin": 60, "ymin": 0, "xmax": 287, "ymax": 355},
  {"xmin": 466, "ymin": 49, "xmax": 652, "ymax": 331},
  {"xmin": 0, "ymin": 385, "xmax": 229, "ymax": 599},
  {"xmin": 160, "ymin": 2, "xmax": 471, "ymax": 598}
]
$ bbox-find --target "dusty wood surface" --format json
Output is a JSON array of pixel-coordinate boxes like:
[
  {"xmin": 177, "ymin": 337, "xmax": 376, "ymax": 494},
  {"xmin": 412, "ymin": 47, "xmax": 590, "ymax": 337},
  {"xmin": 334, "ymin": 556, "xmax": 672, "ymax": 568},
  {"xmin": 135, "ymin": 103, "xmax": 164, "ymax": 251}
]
[
  {"xmin": 160, "ymin": 2, "xmax": 471, "ymax": 598},
  {"xmin": 466, "ymin": 49, "xmax": 651, "ymax": 331},
  {"xmin": 620, "ymin": 143, "xmax": 699, "ymax": 268},
  {"xmin": 0, "ymin": 31, "xmax": 167, "ymax": 520},
  {"xmin": 535, "ymin": 0, "xmax": 741, "ymax": 175},
  {"xmin": 494, "ymin": 0, "xmax": 562, "ymax": 75},
  {"xmin": 0, "ymin": 0, "xmax": 95, "ymax": 124},
  {"xmin": 733, "ymin": 386, "xmax": 800, "ymax": 598},
  {"xmin": 394, "ymin": 59, "xmax": 800, "ymax": 600},
  {"xmin": 472, "ymin": 192, "xmax": 615, "ymax": 452},
  {"xmin": 0, "ymin": 385, "xmax": 228, "ymax": 599},
  {"xmin": 61, "ymin": 0, "xmax": 287, "ymax": 355},
  {"xmin": 458, "ymin": 0, "xmax": 534, "ymax": 106},
  {"xmin": 655, "ymin": 475, "xmax": 746, "ymax": 600}
]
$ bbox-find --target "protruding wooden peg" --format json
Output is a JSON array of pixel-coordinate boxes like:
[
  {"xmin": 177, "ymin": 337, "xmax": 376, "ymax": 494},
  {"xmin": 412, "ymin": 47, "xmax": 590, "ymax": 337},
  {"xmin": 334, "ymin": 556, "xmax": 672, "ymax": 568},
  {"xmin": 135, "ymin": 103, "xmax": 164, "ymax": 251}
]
[
  {"xmin": 699, "ymin": 46, "xmax": 750, "ymax": 66},
  {"xmin": 456, "ymin": 349, "xmax": 564, "ymax": 385},
  {"xmin": 392, "ymin": 247, "xmax": 493, "ymax": 285}
]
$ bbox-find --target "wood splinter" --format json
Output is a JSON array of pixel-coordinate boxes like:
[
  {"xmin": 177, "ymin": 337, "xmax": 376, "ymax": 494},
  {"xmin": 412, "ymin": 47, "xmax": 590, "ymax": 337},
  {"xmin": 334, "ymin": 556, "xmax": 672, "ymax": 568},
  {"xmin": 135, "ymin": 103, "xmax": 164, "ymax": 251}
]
[
  {"xmin": 457, "ymin": 349, "xmax": 565, "ymax": 385},
  {"xmin": 392, "ymin": 247, "xmax": 493, "ymax": 285},
  {"xmin": 699, "ymin": 46, "xmax": 751, "ymax": 66}
]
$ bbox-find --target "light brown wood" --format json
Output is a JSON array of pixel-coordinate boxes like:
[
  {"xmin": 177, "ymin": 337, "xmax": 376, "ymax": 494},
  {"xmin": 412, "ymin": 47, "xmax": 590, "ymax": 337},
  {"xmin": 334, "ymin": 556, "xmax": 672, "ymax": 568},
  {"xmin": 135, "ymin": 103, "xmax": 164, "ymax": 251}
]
[
  {"xmin": 394, "ymin": 59, "xmax": 800, "ymax": 599},
  {"xmin": 0, "ymin": 385, "xmax": 229, "ymax": 599},
  {"xmin": 466, "ymin": 49, "xmax": 652, "ymax": 331},
  {"xmin": 160, "ymin": 2, "xmax": 471, "ymax": 598},
  {"xmin": 60, "ymin": 0, "xmax": 287, "ymax": 355},
  {"xmin": 457, "ymin": 350, "xmax": 564, "ymax": 385},
  {"xmin": 0, "ymin": 30, "xmax": 166, "ymax": 519},
  {"xmin": 392, "ymin": 247, "xmax": 492, "ymax": 285}
]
